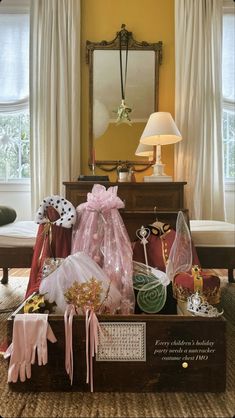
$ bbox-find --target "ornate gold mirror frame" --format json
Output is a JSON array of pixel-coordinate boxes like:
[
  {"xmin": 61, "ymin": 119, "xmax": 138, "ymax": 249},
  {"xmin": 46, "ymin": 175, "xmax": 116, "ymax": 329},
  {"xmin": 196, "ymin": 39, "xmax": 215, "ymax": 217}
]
[{"xmin": 86, "ymin": 24, "xmax": 162, "ymax": 172}]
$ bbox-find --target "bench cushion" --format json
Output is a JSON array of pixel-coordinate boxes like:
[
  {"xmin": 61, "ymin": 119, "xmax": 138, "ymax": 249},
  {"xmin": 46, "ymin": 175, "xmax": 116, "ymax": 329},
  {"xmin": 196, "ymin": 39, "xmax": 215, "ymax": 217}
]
[
  {"xmin": 190, "ymin": 220, "xmax": 235, "ymax": 247},
  {"xmin": 0, "ymin": 221, "xmax": 38, "ymax": 247}
]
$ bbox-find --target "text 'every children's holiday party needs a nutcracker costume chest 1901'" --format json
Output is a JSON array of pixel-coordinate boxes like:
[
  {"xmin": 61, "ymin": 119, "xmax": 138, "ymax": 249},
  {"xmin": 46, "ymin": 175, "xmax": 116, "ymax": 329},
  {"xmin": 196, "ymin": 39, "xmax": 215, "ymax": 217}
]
[{"xmin": 7, "ymin": 313, "xmax": 226, "ymax": 393}]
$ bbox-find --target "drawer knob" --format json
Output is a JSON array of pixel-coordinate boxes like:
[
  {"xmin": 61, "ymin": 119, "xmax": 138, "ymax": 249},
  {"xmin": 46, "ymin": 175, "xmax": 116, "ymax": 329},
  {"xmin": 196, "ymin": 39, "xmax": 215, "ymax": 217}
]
[{"xmin": 182, "ymin": 362, "xmax": 188, "ymax": 368}]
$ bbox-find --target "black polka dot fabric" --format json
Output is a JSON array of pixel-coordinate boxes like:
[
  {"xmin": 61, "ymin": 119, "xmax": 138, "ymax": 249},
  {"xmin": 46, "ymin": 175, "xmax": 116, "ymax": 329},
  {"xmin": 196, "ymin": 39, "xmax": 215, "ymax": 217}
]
[{"xmin": 35, "ymin": 195, "xmax": 76, "ymax": 228}]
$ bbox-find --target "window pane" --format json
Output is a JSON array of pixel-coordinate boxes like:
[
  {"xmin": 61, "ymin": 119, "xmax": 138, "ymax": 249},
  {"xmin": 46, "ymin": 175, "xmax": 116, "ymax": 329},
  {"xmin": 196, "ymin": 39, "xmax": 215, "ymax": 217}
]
[
  {"xmin": 223, "ymin": 108, "xmax": 235, "ymax": 180},
  {"xmin": 0, "ymin": 14, "xmax": 29, "ymax": 102},
  {"xmin": 0, "ymin": 112, "xmax": 30, "ymax": 180},
  {"xmin": 222, "ymin": 13, "xmax": 235, "ymax": 102}
]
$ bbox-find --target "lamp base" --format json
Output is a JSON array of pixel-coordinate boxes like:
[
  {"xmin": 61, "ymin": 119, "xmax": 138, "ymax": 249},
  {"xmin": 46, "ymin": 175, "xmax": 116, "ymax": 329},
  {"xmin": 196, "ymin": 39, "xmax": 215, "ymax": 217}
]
[
  {"xmin": 144, "ymin": 160, "xmax": 172, "ymax": 182},
  {"xmin": 144, "ymin": 174, "xmax": 173, "ymax": 182}
]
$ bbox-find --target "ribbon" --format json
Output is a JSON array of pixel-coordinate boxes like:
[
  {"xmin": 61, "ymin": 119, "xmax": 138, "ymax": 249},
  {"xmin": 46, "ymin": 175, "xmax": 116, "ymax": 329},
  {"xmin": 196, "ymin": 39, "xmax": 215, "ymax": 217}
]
[
  {"xmin": 119, "ymin": 26, "xmax": 129, "ymax": 103},
  {"xmin": 64, "ymin": 305, "xmax": 102, "ymax": 391},
  {"xmin": 64, "ymin": 304, "xmax": 76, "ymax": 385},
  {"xmin": 85, "ymin": 308, "xmax": 101, "ymax": 393},
  {"xmin": 116, "ymin": 26, "xmax": 132, "ymax": 124},
  {"xmin": 89, "ymin": 209, "xmax": 107, "ymax": 225},
  {"xmin": 38, "ymin": 220, "xmax": 54, "ymax": 266}
]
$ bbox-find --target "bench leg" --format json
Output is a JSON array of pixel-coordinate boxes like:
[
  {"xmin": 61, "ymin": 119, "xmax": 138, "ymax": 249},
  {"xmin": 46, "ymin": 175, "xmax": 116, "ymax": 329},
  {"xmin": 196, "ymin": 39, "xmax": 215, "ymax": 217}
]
[
  {"xmin": 1, "ymin": 267, "xmax": 9, "ymax": 284},
  {"xmin": 228, "ymin": 269, "xmax": 235, "ymax": 283}
]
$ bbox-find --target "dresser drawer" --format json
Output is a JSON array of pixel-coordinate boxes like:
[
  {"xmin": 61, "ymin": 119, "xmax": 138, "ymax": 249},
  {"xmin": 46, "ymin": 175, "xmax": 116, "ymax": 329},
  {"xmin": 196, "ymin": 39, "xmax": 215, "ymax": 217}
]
[
  {"xmin": 126, "ymin": 185, "xmax": 184, "ymax": 211},
  {"xmin": 63, "ymin": 181, "xmax": 186, "ymax": 211}
]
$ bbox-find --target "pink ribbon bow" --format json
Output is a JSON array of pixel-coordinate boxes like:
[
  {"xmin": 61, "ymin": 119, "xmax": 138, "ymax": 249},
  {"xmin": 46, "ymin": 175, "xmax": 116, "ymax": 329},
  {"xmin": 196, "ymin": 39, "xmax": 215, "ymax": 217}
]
[{"xmin": 85, "ymin": 184, "xmax": 124, "ymax": 212}]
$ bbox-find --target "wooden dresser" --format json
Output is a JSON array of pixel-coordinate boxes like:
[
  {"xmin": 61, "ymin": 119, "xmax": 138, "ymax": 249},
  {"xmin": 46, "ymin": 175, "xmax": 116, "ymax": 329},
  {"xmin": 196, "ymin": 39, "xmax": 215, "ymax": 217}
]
[
  {"xmin": 63, "ymin": 181, "xmax": 188, "ymax": 240},
  {"xmin": 63, "ymin": 181, "xmax": 186, "ymax": 211}
]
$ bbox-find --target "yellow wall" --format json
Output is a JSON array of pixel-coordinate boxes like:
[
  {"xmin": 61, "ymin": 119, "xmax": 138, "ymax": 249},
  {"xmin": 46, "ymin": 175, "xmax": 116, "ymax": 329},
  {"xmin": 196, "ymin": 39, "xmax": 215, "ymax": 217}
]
[{"xmin": 81, "ymin": 0, "xmax": 175, "ymax": 181}]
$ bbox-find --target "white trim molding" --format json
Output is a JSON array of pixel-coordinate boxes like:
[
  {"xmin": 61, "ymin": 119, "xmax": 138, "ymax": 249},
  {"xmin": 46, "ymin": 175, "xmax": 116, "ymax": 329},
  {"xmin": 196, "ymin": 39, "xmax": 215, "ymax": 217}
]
[
  {"xmin": 0, "ymin": 0, "xmax": 30, "ymax": 13},
  {"xmin": 225, "ymin": 181, "xmax": 235, "ymax": 192},
  {"xmin": 0, "ymin": 180, "xmax": 30, "ymax": 193},
  {"xmin": 223, "ymin": 0, "xmax": 235, "ymax": 13}
]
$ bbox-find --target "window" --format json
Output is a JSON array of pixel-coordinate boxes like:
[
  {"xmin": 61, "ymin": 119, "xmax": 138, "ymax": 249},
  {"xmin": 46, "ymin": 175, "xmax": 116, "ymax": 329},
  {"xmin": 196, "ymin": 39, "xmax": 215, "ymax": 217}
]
[
  {"xmin": 0, "ymin": 6, "xmax": 29, "ymax": 182},
  {"xmin": 222, "ymin": 1, "xmax": 235, "ymax": 182}
]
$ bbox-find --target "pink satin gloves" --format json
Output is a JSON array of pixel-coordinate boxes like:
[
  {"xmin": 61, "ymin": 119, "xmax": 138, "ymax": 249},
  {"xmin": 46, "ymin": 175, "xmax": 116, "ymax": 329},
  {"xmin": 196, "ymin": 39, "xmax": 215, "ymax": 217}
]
[{"xmin": 4, "ymin": 313, "xmax": 57, "ymax": 383}]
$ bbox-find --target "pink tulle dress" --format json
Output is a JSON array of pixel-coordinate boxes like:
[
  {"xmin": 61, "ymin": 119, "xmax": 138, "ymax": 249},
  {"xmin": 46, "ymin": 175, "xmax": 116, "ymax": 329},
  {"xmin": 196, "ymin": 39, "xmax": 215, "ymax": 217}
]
[{"xmin": 71, "ymin": 184, "xmax": 135, "ymax": 314}]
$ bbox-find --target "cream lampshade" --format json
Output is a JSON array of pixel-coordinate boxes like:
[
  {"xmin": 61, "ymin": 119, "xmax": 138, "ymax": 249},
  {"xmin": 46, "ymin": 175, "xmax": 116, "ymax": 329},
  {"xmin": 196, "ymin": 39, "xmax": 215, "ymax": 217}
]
[
  {"xmin": 139, "ymin": 112, "xmax": 182, "ymax": 182},
  {"xmin": 135, "ymin": 142, "xmax": 153, "ymax": 158}
]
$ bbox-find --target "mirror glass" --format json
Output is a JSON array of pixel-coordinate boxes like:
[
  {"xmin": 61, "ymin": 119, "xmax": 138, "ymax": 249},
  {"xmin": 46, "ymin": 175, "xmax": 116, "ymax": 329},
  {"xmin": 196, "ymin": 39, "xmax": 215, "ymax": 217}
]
[{"xmin": 86, "ymin": 26, "xmax": 162, "ymax": 170}]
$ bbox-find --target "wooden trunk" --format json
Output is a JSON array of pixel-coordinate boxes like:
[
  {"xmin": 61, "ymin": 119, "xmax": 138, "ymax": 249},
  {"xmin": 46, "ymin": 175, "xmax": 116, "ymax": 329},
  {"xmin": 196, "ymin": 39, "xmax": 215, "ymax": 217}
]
[{"xmin": 7, "ymin": 314, "xmax": 226, "ymax": 393}]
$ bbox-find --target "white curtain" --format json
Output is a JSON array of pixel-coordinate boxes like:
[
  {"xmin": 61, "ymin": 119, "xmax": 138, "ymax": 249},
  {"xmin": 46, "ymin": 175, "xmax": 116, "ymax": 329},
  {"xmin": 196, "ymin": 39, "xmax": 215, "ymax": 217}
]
[
  {"xmin": 174, "ymin": 0, "xmax": 226, "ymax": 220},
  {"xmin": 0, "ymin": 13, "xmax": 29, "ymax": 113},
  {"xmin": 30, "ymin": 0, "xmax": 81, "ymax": 213}
]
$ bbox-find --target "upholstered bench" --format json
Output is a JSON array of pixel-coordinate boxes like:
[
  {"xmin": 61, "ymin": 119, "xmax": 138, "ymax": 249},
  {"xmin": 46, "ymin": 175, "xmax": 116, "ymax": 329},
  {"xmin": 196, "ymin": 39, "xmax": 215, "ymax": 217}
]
[
  {"xmin": 190, "ymin": 220, "xmax": 235, "ymax": 283},
  {"xmin": 1, "ymin": 217, "xmax": 234, "ymax": 284},
  {"xmin": 0, "ymin": 221, "xmax": 38, "ymax": 284}
]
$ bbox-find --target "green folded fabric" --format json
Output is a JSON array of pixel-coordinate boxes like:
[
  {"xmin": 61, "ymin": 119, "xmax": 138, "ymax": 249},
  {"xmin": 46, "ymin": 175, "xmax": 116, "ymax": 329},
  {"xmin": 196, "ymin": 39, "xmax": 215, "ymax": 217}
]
[{"xmin": 0, "ymin": 206, "xmax": 17, "ymax": 226}]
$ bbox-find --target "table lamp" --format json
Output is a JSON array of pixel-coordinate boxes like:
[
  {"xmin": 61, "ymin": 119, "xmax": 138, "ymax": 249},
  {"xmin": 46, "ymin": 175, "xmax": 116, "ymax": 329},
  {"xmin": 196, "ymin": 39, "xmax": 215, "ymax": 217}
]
[
  {"xmin": 139, "ymin": 112, "xmax": 182, "ymax": 182},
  {"xmin": 135, "ymin": 142, "xmax": 153, "ymax": 159}
]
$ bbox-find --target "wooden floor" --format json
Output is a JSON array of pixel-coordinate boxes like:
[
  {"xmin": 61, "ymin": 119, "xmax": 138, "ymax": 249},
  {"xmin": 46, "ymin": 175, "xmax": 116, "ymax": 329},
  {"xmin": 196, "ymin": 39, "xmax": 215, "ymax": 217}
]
[
  {"xmin": 0, "ymin": 267, "xmax": 229, "ymax": 280},
  {"xmin": 0, "ymin": 268, "xmax": 30, "ymax": 278}
]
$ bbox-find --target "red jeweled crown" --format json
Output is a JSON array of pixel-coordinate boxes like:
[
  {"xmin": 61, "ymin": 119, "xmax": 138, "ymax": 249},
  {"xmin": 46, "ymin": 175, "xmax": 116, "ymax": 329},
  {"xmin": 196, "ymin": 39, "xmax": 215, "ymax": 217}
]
[{"xmin": 173, "ymin": 265, "xmax": 220, "ymax": 305}]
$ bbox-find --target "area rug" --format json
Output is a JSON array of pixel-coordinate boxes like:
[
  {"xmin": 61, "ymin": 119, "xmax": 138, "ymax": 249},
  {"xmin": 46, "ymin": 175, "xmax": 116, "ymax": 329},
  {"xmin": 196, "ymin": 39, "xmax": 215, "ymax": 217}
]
[
  {"xmin": 0, "ymin": 271, "xmax": 235, "ymax": 418},
  {"xmin": 0, "ymin": 323, "xmax": 234, "ymax": 418},
  {"xmin": 219, "ymin": 283, "xmax": 235, "ymax": 327},
  {"xmin": 0, "ymin": 274, "xmax": 28, "ymax": 352}
]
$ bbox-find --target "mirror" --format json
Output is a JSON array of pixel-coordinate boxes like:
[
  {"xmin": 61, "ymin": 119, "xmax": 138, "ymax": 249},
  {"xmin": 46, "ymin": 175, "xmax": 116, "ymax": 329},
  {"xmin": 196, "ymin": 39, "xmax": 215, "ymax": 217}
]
[{"xmin": 86, "ymin": 24, "xmax": 162, "ymax": 172}]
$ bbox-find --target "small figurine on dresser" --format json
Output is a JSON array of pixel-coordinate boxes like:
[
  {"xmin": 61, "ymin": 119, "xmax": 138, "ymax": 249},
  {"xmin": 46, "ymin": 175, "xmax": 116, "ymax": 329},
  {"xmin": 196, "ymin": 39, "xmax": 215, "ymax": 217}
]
[{"xmin": 71, "ymin": 184, "xmax": 135, "ymax": 314}]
